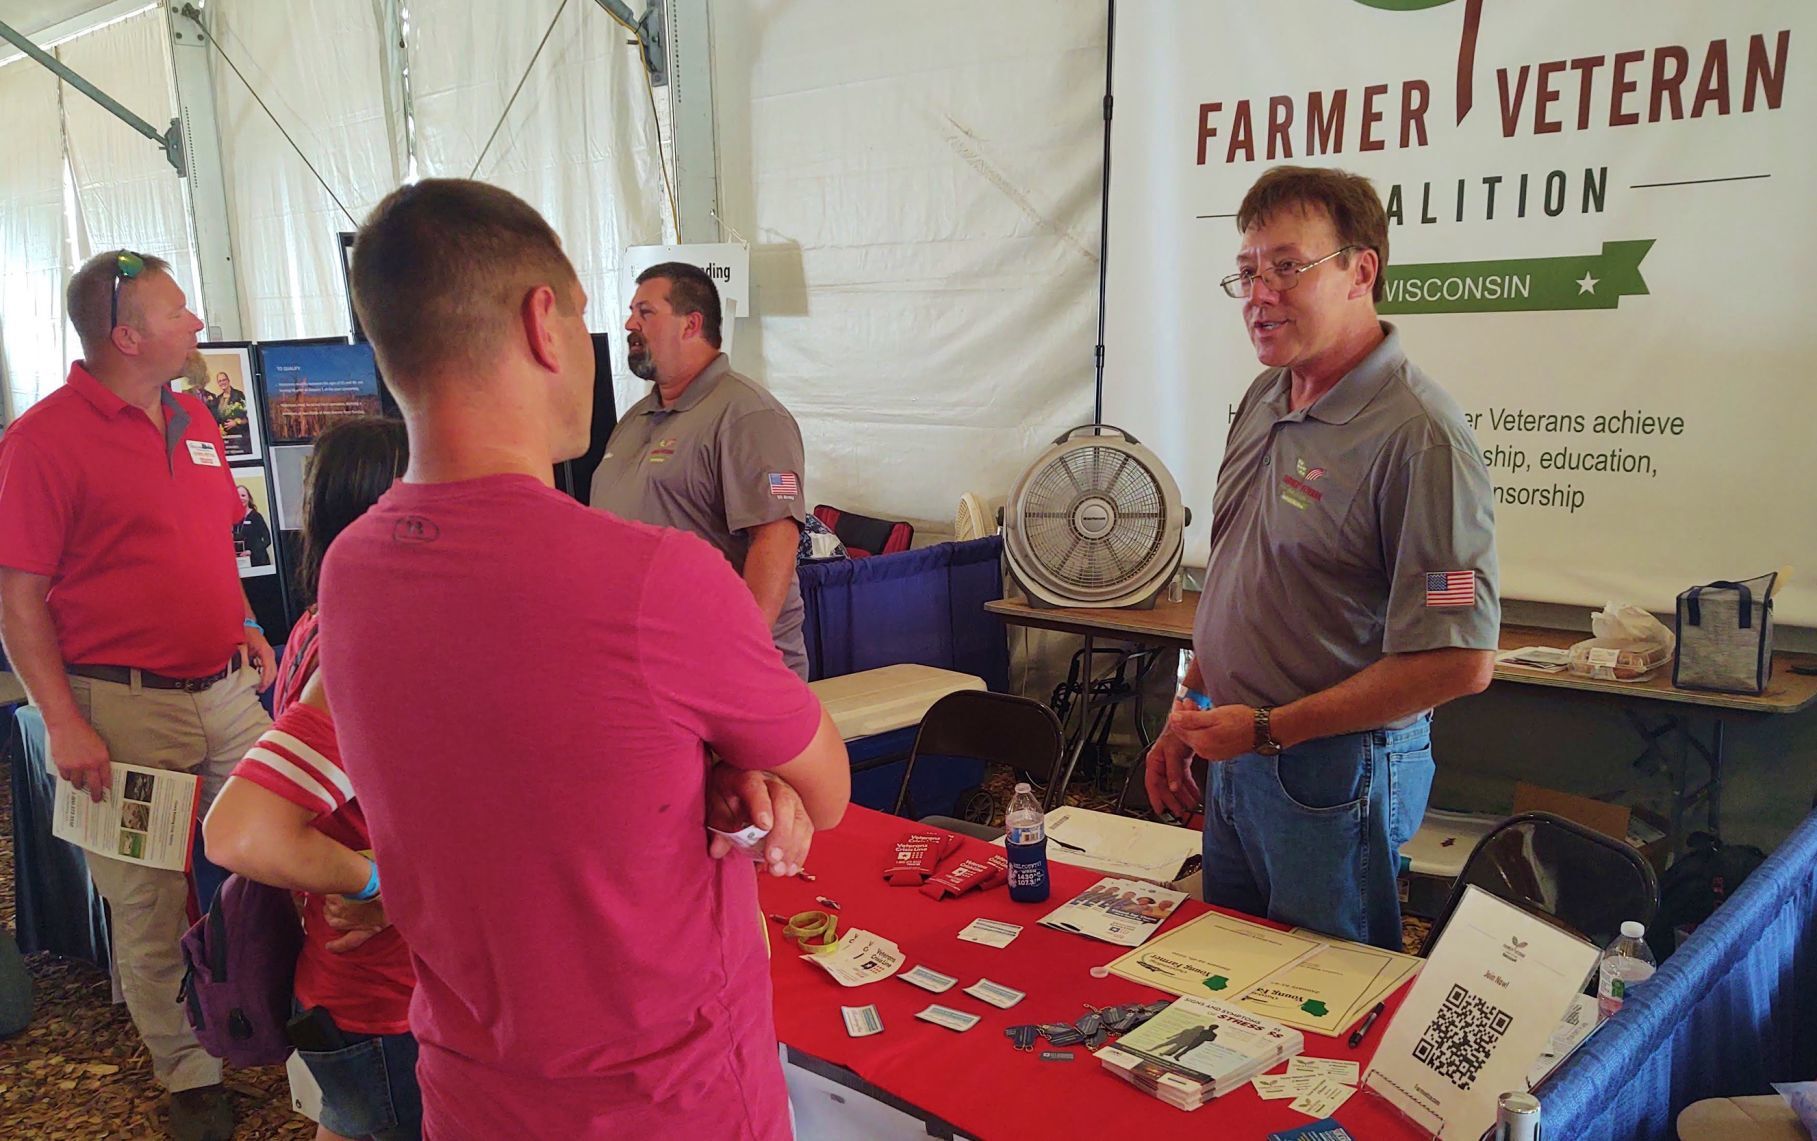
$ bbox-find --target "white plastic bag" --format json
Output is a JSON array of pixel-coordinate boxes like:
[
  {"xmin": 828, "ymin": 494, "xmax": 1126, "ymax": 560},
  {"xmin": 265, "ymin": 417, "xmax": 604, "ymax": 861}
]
[
  {"xmin": 1590, "ymin": 602, "xmax": 1677, "ymax": 655},
  {"xmin": 1568, "ymin": 603, "xmax": 1676, "ymax": 681}
]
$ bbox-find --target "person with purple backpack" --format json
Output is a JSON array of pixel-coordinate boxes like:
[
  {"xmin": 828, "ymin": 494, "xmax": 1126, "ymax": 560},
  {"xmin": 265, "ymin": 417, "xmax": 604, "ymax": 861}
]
[{"xmin": 203, "ymin": 417, "xmax": 421, "ymax": 1141}]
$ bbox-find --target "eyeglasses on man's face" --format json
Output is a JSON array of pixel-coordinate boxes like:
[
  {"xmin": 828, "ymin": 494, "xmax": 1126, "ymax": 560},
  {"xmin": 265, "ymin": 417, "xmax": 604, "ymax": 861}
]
[{"xmin": 1220, "ymin": 245, "xmax": 1359, "ymax": 299}]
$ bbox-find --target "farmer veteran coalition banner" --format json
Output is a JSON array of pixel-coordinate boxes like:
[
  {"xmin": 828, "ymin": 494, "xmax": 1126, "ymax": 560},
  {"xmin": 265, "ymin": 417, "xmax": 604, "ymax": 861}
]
[{"xmin": 1103, "ymin": 1, "xmax": 1817, "ymax": 625}]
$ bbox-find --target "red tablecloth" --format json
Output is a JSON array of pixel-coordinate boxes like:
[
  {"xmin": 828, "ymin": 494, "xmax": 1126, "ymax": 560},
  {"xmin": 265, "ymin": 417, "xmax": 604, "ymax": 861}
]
[{"xmin": 761, "ymin": 806, "xmax": 1429, "ymax": 1140}]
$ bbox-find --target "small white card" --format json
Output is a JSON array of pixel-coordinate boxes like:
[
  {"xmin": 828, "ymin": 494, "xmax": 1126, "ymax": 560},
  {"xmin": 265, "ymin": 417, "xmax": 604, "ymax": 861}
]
[
  {"xmin": 1289, "ymin": 1077, "xmax": 1356, "ymax": 1118},
  {"xmin": 186, "ymin": 439, "xmax": 222, "ymax": 467},
  {"xmin": 1286, "ymin": 1057, "xmax": 1360, "ymax": 1085},
  {"xmin": 841, "ymin": 1005, "xmax": 883, "ymax": 1038},
  {"xmin": 899, "ymin": 965, "xmax": 958, "ymax": 993},
  {"xmin": 958, "ymin": 918, "xmax": 1024, "ymax": 948},
  {"xmin": 708, "ymin": 823, "xmax": 770, "ymax": 858},
  {"xmin": 962, "ymin": 978, "xmax": 1026, "ymax": 1009},
  {"xmin": 915, "ymin": 1004, "xmax": 981, "ymax": 1032},
  {"xmin": 1251, "ymin": 1073, "xmax": 1322, "ymax": 1101}
]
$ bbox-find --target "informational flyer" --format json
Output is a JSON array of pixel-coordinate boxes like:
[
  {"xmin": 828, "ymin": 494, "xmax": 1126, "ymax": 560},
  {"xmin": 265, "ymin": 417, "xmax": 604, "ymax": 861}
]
[
  {"xmin": 1109, "ymin": 911, "xmax": 1323, "ymax": 997},
  {"xmin": 1235, "ymin": 930, "xmax": 1424, "ymax": 1037},
  {"xmin": 801, "ymin": 929, "xmax": 903, "ymax": 988},
  {"xmin": 1039, "ymin": 877, "xmax": 1188, "ymax": 947},
  {"xmin": 52, "ymin": 763, "xmax": 200, "ymax": 872}
]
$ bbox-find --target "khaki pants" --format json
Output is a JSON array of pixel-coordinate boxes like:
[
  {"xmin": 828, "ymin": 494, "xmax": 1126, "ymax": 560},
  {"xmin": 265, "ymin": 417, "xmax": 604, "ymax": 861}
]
[{"xmin": 65, "ymin": 665, "xmax": 271, "ymax": 1092}]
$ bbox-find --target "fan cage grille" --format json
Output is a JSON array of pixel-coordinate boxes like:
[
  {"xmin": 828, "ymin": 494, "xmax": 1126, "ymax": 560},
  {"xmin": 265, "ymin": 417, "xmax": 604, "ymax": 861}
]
[{"xmin": 1016, "ymin": 445, "xmax": 1168, "ymax": 591}]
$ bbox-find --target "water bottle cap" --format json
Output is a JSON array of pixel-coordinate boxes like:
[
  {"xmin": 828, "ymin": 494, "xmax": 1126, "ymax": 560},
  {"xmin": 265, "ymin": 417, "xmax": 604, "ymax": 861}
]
[
  {"xmin": 1621, "ymin": 920, "xmax": 1646, "ymax": 939},
  {"xmin": 1014, "ymin": 782, "xmax": 1032, "ymax": 794}
]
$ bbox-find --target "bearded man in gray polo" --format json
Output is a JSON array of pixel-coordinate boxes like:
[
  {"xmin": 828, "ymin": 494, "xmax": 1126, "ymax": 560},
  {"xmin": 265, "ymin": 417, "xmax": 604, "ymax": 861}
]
[
  {"xmin": 590, "ymin": 262, "xmax": 809, "ymax": 677},
  {"xmin": 1146, "ymin": 166, "xmax": 1500, "ymax": 950}
]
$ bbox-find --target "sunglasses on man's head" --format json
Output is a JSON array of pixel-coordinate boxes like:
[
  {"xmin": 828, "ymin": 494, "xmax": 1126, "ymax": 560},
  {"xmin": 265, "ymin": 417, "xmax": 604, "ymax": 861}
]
[{"xmin": 110, "ymin": 251, "xmax": 145, "ymax": 330}]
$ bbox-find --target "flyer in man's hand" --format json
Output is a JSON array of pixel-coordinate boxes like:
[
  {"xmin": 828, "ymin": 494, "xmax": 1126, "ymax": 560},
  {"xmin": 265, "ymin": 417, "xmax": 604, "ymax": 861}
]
[{"xmin": 52, "ymin": 763, "xmax": 200, "ymax": 872}]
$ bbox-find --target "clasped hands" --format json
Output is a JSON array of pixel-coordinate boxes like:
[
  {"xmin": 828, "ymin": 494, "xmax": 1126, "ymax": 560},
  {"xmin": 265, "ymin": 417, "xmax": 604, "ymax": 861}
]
[
  {"xmin": 1143, "ymin": 700, "xmax": 1259, "ymax": 820},
  {"xmin": 706, "ymin": 765, "xmax": 813, "ymax": 878},
  {"xmin": 319, "ymin": 766, "xmax": 814, "ymax": 954}
]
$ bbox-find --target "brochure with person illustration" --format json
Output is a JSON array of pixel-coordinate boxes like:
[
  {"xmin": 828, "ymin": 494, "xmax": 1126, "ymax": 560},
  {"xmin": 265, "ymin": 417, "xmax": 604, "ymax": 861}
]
[
  {"xmin": 1096, "ymin": 994, "xmax": 1304, "ymax": 1107},
  {"xmin": 51, "ymin": 763, "xmax": 200, "ymax": 873}
]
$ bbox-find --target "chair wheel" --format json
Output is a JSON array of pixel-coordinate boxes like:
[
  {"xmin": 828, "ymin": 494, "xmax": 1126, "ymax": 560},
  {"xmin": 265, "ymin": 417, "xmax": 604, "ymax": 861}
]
[{"xmin": 957, "ymin": 787, "xmax": 998, "ymax": 826}]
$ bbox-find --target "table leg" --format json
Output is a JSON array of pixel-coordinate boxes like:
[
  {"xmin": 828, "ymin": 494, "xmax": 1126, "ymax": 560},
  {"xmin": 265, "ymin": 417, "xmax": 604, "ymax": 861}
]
[
  {"xmin": 1623, "ymin": 707, "xmax": 1727, "ymax": 857},
  {"xmin": 1051, "ymin": 634, "xmax": 1096, "ymax": 806},
  {"xmin": 1706, "ymin": 719, "xmax": 1725, "ymax": 837}
]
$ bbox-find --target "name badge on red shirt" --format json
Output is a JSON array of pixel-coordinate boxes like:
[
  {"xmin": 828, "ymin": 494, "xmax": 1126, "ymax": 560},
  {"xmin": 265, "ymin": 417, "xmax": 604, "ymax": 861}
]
[{"xmin": 186, "ymin": 440, "xmax": 223, "ymax": 467}]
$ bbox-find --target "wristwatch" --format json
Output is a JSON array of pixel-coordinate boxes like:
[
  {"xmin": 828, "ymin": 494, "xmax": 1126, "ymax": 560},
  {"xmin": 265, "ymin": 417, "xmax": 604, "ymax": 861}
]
[{"xmin": 1253, "ymin": 706, "xmax": 1283, "ymax": 756}]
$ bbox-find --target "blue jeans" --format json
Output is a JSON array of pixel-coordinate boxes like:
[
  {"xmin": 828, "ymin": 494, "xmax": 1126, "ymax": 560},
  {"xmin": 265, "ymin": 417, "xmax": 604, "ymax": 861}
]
[
  {"xmin": 293, "ymin": 1001, "xmax": 423, "ymax": 1141},
  {"xmin": 1201, "ymin": 716, "xmax": 1434, "ymax": 949}
]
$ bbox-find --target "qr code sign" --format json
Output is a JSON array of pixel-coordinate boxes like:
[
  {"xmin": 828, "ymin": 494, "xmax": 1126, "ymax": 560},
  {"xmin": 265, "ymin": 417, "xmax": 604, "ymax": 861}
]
[{"xmin": 1411, "ymin": 984, "xmax": 1513, "ymax": 1090}]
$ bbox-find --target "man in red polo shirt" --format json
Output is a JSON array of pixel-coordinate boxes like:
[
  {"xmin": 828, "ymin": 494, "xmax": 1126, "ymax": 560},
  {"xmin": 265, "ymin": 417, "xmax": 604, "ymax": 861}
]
[
  {"xmin": 0, "ymin": 251, "xmax": 275, "ymax": 1141},
  {"xmin": 319, "ymin": 179, "xmax": 850, "ymax": 1139}
]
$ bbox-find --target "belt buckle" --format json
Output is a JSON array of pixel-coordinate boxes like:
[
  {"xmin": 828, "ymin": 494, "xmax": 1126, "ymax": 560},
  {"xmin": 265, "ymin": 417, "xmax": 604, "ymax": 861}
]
[{"xmin": 181, "ymin": 675, "xmax": 214, "ymax": 693}]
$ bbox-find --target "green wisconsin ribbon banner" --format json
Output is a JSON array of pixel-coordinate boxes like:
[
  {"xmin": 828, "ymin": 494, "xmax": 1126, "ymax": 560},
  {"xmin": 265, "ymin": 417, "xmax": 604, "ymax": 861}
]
[{"xmin": 1379, "ymin": 240, "xmax": 1653, "ymax": 315}]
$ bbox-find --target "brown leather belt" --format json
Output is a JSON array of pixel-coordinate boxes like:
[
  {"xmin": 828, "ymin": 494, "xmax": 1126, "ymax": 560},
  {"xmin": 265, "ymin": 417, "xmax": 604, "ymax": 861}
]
[{"xmin": 68, "ymin": 663, "xmax": 233, "ymax": 693}]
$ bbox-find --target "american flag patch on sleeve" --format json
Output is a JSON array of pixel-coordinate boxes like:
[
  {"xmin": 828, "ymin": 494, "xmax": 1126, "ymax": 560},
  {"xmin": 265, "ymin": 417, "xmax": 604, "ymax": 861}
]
[
  {"xmin": 1425, "ymin": 570, "xmax": 1476, "ymax": 608},
  {"xmin": 767, "ymin": 472, "xmax": 800, "ymax": 500}
]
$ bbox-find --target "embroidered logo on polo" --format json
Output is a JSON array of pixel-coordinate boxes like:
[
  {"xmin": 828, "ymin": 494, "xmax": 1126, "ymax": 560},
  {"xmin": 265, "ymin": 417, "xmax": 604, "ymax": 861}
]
[
  {"xmin": 1280, "ymin": 457, "xmax": 1327, "ymax": 510},
  {"xmin": 646, "ymin": 437, "xmax": 679, "ymax": 464},
  {"xmin": 392, "ymin": 516, "xmax": 440, "ymax": 545}
]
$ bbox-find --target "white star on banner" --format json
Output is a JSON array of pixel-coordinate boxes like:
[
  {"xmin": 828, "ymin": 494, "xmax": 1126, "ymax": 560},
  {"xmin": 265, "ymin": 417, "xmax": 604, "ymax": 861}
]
[{"xmin": 1576, "ymin": 273, "xmax": 1600, "ymax": 295}]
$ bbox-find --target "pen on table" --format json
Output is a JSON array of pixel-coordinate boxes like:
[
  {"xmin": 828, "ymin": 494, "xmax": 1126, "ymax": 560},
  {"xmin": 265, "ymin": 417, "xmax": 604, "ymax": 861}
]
[
  {"xmin": 1049, "ymin": 836, "xmax": 1088, "ymax": 852},
  {"xmin": 1348, "ymin": 1001, "xmax": 1386, "ymax": 1049}
]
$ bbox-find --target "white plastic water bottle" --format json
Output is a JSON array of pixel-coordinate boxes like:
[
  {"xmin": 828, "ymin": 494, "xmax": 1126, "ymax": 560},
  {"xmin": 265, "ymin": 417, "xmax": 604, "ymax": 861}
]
[
  {"xmin": 1596, "ymin": 920, "xmax": 1656, "ymax": 1019},
  {"xmin": 1004, "ymin": 783, "xmax": 1050, "ymax": 903}
]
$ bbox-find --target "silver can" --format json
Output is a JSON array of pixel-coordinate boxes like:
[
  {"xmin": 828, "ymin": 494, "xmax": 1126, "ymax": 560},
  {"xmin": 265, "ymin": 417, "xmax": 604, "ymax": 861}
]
[{"xmin": 1493, "ymin": 1091, "xmax": 1542, "ymax": 1141}]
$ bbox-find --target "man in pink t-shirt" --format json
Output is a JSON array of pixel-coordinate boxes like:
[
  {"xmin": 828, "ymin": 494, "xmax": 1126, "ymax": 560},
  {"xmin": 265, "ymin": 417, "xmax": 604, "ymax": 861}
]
[{"xmin": 319, "ymin": 179, "xmax": 850, "ymax": 1139}]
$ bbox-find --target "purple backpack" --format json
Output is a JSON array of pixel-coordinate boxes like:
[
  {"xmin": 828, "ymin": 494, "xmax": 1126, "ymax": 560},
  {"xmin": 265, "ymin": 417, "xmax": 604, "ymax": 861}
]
[{"xmin": 177, "ymin": 874, "xmax": 303, "ymax": 1066}]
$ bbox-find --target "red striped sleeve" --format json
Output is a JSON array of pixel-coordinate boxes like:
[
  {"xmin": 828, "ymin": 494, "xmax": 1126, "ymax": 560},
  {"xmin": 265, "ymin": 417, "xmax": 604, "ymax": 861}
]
[{"xmin": 231, "ymin": 702, "xmax": 352, "ymax": 818}]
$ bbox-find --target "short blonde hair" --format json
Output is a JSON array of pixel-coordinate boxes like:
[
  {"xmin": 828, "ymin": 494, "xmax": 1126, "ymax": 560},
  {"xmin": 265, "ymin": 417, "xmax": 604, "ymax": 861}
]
[{"xmin": 66, "ymin": 249, "xmax": 172, "ymax": 355}]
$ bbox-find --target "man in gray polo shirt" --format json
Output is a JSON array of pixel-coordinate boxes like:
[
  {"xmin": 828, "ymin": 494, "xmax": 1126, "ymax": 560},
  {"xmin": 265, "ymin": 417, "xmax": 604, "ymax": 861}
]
[
  {"xmin": 1145, "ymin": 166, "xmax": 1499, "ymax": 949},
  {"xmin": 590, "ymin": 262, "xmax": 809, "ymax": 677}
]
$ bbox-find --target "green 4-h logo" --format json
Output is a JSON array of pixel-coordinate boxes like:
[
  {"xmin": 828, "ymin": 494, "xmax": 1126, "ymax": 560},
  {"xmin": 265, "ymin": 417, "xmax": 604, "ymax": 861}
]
[{"xmin": 1353, "ymin": 0, "xmax": 1484, "ymax": 123}]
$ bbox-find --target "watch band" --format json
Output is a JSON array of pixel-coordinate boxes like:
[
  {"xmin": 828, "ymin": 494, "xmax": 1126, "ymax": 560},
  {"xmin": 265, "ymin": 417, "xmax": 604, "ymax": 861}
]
[{"xmin": 1253, "ymin": 705, "xmax": 1283, "ymax": 755}]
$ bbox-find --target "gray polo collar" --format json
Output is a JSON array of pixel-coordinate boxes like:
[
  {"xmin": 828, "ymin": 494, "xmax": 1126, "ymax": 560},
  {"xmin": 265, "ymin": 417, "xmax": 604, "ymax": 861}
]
[
  {"xmin": 645, "ymin": 352, "xmax": 731, "ymax": 415},
  {"xmin": 1265, "ymin": 322, "xmax": 1405, "ymax": 426},
  {"xmin": 159, "ymin": 387, "xmax": 191, "ymax": 456}
]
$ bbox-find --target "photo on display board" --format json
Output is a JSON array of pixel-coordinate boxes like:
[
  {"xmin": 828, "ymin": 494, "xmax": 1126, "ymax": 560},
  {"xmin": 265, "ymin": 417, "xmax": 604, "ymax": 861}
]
[
  {"xmin": 229, "ymin": 466, "xmax": 277, "ymax": 579},
  {"xmin": 260, "ymin": 340, "xmax": 384, "ymax": 443},
  {"xmin": 173, "ymin": 344, "xmax": 262, "ymax": 462}
]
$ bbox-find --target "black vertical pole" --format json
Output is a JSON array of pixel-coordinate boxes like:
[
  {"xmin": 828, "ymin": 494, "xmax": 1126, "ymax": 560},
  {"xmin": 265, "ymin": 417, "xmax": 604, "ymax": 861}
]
[{"xmin": 1091, "ymin": 0, "xmax": 1115, "ymax": 429}]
